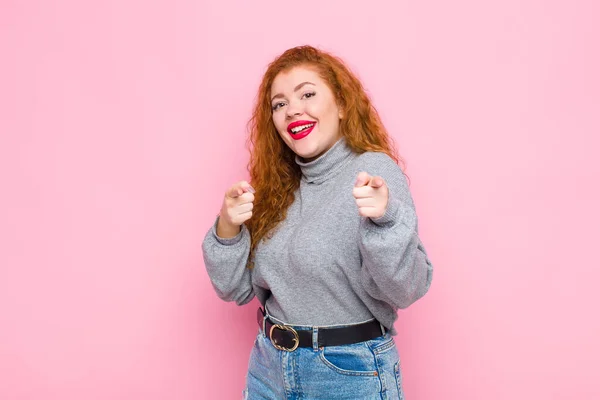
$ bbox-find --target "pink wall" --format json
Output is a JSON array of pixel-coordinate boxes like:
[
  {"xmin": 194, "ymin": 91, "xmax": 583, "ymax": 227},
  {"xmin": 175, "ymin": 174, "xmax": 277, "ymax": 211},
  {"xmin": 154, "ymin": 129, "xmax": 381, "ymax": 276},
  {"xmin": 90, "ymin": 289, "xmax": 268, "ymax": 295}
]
[{"xmin": 1, "ymin": 1, "xmax": 598, "ymax": 399}]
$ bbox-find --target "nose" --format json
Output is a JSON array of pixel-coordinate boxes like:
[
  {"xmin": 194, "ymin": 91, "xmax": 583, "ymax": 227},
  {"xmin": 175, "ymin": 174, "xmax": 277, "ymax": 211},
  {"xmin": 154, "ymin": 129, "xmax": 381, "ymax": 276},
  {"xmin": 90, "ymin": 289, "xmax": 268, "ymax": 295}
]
[{"xmin": 285, "ymin": 100, "xmax": 303, "ymax": 119}]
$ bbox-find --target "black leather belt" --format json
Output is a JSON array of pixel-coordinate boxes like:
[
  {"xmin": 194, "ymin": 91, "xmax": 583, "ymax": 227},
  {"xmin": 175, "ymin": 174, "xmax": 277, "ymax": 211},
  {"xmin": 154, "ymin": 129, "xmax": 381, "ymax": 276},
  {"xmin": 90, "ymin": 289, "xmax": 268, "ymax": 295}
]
[{"xmin": 256, "ymin": 307, "xmax": 386, "ymax": 351}]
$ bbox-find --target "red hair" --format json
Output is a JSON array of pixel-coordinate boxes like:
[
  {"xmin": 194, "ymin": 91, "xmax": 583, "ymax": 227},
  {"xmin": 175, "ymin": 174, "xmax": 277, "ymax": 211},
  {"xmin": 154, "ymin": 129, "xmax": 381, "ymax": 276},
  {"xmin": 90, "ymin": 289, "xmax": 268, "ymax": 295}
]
[{"xmin": 245, "ymin": 45, "xmax": 404, "ymax": 268}]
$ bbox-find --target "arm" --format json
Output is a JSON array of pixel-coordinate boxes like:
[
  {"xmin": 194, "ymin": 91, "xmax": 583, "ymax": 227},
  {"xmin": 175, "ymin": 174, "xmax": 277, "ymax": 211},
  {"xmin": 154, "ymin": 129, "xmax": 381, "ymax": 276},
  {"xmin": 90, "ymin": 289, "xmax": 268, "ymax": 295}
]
[
  {"xmin": 202, "ymin": 216, "xmax": 255, "ymax": 305},
  {"xmin": 357, "ymin": 155, "xmax": 433, "ymax": 309}
]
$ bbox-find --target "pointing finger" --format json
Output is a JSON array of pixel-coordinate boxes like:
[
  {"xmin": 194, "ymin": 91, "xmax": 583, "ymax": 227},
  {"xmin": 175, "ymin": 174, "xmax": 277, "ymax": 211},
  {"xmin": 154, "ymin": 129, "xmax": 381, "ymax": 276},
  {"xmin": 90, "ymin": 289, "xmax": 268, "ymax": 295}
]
[
  {"xmin": 354, "ymin": 172, "xmax": 371, "ymax": 187},
  {"xmin": 242, "ymin": 183, "xmax": 256, "ymax": 194},
  {"xmin": 227, "ymin": 181, "xmax": 254, "ymax": 198}
]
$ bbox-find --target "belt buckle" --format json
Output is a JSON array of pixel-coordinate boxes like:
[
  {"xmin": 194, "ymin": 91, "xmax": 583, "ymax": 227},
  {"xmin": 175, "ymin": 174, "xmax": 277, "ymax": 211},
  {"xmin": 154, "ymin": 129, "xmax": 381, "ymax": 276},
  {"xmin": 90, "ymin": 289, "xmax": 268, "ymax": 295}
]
[{"xmin": 269, "ymin": 324, "xmax": 299, "ymax": 352}]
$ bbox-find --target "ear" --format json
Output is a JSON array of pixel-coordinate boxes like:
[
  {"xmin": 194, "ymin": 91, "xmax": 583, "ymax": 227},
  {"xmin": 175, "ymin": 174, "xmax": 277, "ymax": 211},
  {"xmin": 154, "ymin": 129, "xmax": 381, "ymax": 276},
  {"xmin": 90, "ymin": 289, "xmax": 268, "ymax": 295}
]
[{"xmin": 338, "ymin": 108, "xmax": 344, "ymax": 119}]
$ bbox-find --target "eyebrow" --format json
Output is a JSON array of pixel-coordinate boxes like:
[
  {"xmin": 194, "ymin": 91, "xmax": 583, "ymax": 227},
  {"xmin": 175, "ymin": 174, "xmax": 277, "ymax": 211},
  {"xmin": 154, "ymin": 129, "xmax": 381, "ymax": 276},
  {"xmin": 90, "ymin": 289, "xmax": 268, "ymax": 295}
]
[{"xmin": 271, "ymin": 81, "xmax": 316, "ymax": 102}]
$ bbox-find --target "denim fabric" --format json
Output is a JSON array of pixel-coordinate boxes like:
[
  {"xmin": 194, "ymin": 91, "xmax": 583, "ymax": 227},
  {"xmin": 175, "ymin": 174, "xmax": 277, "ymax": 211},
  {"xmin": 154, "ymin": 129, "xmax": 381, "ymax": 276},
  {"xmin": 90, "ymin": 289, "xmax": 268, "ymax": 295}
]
[{"xmin": 242, "ymin": 315, "xmax": 405, "ymax": 399}]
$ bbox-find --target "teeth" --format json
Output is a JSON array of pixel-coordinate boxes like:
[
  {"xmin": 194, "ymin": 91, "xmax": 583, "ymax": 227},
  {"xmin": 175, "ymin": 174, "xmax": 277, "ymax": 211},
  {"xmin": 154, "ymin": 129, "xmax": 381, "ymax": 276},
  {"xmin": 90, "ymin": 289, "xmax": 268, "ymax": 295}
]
[{"xmin": 291, "ymin": 123, "xmax": 315, "ymax": 133}]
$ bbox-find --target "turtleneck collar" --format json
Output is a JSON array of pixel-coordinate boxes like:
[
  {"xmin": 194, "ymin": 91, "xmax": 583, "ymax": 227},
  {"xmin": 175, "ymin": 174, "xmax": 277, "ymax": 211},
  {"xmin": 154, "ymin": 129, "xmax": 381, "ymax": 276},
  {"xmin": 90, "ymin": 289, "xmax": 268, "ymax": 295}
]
[{"xmin": 295, "ymin": 137, "xmax": 355, "ymax": 184}]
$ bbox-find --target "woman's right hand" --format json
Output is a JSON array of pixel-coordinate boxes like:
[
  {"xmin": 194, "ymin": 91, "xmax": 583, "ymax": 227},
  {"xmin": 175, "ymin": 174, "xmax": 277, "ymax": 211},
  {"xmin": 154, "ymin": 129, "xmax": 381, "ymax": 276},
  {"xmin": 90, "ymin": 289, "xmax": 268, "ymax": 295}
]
[{"xmin": 216, "ymin": 181, "xmax": 255, "ymax": 238}]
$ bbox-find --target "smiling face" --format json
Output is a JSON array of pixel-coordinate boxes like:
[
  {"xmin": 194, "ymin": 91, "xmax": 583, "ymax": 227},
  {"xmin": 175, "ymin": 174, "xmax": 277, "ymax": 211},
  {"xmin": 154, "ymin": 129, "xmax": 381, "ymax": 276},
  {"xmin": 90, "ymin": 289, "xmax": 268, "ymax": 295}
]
[{"xmin": 270, "ymin": 66, "xmax": 343, "ymax": 162}]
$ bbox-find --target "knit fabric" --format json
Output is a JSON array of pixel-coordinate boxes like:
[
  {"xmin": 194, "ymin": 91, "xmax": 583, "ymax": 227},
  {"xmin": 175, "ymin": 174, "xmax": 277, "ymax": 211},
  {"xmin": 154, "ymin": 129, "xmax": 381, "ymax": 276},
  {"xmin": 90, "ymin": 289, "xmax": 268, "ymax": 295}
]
[{"xmin": 202, "ymin": 138, "xmax": 433, "ymax": 335}]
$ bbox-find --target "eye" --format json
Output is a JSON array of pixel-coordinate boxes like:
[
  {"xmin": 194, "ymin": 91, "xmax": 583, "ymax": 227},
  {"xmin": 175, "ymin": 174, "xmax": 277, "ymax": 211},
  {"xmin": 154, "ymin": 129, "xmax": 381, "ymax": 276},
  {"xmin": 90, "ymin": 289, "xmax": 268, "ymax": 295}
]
[
  {"xmin": 272, "ymin": 102, "xmax": 286, "ymax": 111},
  {"xmin": 302, "ymin": 91, "xmax": 316, "ymax": 99}
]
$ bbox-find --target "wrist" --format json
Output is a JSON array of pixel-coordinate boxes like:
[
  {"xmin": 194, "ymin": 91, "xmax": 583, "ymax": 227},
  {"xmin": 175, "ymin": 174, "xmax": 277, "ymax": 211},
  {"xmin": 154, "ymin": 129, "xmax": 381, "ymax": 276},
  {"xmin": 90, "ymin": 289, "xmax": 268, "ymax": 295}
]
[{"xmin": 216, "ymin": 216, "xmax": 241, "ymax": 239}]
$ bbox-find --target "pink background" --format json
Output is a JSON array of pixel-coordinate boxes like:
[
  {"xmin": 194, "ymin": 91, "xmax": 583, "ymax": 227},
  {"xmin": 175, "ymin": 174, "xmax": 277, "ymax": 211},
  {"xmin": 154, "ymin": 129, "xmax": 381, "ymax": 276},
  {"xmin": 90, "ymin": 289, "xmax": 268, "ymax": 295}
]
[{"xmin": 1, "ymin": 0, "xmax": 599, "ymax": 399}]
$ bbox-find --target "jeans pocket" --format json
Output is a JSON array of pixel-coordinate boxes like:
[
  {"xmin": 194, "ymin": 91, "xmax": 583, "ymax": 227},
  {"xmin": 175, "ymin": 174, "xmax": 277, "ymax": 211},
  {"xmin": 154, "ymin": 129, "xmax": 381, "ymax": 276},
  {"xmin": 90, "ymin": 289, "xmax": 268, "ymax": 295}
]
[
  {"xmin": 318, "ymin": 342, "xmax": 379, "ymax": 376},
  {"xmin": 369, "ymin": 333, "xmax": 396, "ymax": 355}
]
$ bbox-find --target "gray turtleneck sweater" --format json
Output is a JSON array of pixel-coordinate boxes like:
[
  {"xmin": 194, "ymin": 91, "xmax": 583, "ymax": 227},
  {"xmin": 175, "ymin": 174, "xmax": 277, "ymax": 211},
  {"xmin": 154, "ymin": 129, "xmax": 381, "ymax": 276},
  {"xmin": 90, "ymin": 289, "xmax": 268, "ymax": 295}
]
[{"xmin": 202, "ymin": 138, "xmax": 433, "ymax": 335}]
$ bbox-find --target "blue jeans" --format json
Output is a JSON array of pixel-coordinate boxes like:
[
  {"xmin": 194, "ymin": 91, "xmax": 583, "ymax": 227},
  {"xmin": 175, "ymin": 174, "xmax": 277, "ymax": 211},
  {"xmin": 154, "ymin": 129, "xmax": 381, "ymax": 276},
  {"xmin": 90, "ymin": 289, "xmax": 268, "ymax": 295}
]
[{"xmin": 243, "ymin": 313, "xmax": 405, "ymax": 399}]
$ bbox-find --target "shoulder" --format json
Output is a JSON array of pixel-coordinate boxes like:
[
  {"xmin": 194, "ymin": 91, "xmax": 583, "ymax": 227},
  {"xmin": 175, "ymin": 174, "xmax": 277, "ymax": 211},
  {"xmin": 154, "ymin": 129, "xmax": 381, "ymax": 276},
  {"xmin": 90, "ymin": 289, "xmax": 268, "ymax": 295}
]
[{"xmin": 353, "ymin": 151, "xmax": 404, "ymax": 177}]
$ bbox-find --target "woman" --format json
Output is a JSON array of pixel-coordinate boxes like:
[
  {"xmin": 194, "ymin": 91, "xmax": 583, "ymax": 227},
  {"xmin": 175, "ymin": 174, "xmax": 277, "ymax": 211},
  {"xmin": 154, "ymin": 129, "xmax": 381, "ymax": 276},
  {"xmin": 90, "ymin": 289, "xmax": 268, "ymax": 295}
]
[{"xmin": 202, "ymin": 45, "xmax": 433, "ymax": 399}]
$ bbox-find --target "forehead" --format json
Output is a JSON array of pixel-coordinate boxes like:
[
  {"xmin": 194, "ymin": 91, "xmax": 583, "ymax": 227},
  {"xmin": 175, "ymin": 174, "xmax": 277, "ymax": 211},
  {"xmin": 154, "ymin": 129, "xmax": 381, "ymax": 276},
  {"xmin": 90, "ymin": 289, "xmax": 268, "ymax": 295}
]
[{"xmin": 270, "ymin": 66, "xmax": 324, "ymax": 94}]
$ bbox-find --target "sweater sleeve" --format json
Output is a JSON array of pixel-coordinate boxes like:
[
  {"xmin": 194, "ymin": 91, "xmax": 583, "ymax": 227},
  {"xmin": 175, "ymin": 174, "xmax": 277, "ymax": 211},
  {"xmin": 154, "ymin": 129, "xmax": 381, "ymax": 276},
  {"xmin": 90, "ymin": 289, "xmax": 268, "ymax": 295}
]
[
  {"xmin": 358, "ymin": 154, "xmax": 433, "ymax": 309},
  {"xmin": 201, "ymin": 217, "xmax": 255, "ymax": 305}
]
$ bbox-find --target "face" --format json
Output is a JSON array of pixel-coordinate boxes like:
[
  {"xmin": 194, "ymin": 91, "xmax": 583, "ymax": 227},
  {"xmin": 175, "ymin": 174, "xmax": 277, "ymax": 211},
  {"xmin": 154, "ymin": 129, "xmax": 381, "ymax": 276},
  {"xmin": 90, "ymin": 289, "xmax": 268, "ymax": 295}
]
[{"xmin": 270, "ymin": 66, "xmax": 343, "ymax": 162}]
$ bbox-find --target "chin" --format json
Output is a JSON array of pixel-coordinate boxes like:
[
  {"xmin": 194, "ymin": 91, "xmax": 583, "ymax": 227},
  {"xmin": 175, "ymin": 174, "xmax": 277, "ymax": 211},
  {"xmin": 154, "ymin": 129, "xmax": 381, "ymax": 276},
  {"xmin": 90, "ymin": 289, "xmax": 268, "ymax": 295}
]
[
  {"xmin": 292, "ymin": 143, "xmax": 321, "ymax": 160},
  {"xmin": 299, "ymin": 149, "xmax": 326, "ymax": 162}
]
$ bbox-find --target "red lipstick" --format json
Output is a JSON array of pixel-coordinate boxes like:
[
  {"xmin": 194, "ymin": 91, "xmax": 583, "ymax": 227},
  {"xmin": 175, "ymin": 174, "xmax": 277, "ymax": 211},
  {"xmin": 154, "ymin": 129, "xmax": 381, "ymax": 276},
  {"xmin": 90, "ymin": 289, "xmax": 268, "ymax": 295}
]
[{"xmin": 287, "ymin": 120, "xmax": 316, "ymax": 141}]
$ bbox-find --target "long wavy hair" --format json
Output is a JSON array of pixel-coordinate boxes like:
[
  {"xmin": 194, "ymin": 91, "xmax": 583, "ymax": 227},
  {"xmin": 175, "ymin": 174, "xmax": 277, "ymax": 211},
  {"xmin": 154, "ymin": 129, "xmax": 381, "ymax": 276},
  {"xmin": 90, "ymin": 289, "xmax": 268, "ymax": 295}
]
[{"xmin": 245, "ymin": 45, "xmax": 404, "ymax": 268}]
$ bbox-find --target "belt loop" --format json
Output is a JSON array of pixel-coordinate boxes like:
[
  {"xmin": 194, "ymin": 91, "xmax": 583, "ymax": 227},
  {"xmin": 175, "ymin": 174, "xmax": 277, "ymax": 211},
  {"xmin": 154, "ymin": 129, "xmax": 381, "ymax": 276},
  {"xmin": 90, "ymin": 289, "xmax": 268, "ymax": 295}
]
[
  {"xmin": 312, "ymin": 327, "xmax": 319, "ymax": 351},
  {"xmin": 379, "ymin": 322, "xmax": 386, "ymax": 336},
  {"xmin": 260, "ymin": 307, "xmax": 267, "ymax": 337}
]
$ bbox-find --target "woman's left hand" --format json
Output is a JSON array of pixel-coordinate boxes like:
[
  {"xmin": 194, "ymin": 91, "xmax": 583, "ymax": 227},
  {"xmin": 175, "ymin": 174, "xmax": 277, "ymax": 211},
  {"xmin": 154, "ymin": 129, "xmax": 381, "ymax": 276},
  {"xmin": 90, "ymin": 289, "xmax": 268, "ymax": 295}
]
[{"xmin": 352, "ymin": 171, "xmax": 389, "ymax": 219}]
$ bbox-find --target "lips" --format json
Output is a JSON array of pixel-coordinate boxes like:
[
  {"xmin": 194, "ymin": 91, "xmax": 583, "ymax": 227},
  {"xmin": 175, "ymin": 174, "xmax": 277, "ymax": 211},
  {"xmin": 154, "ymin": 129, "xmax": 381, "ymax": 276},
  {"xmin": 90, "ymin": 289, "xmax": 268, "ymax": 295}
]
[{"xmin": 287, "ymin": 120, "xmax": 316, "ymax": 141}]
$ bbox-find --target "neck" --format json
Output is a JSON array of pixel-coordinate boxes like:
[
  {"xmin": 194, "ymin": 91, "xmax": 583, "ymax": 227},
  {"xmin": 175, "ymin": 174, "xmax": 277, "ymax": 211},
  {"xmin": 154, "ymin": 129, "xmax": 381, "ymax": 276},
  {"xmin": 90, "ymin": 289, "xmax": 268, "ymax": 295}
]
[{"xmin": 294, "ymin": 137, "xmax": 355, "ymax": 184}]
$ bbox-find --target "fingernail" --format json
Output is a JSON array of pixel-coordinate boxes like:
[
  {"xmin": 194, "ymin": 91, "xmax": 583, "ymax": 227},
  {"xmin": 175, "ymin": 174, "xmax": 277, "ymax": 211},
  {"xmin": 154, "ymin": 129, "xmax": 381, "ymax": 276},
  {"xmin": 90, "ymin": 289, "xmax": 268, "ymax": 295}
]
[{"xmin": 247, "ymin": 185, "xmax": 256, "ymax": 194}]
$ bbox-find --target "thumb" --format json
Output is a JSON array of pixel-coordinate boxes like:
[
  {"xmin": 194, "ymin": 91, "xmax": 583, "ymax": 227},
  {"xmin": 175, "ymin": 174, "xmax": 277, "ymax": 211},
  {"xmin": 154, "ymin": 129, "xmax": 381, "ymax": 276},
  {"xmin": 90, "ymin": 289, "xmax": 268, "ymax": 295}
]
[
  {"xmin": 354, "ymin": 172, "xmax": 371, "ymax": 187},
  {"xmin": 369, "ymin": 176, "xmax": 385, "ymax": 189},
  {"xmin": 241, "ymin": 183, "xmax": 256, "ymax": 194}
]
